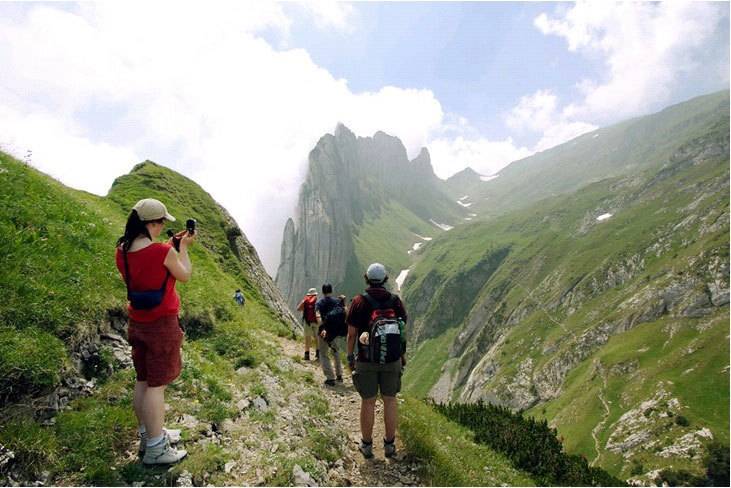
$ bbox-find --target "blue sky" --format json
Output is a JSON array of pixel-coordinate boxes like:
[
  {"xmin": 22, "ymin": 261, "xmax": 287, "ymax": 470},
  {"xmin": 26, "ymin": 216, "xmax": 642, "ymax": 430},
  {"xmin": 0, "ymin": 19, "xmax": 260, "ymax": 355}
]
[
  {"xmin": 0, "ymin": 1, "xmax": 728, "ymax": 272},
  {"xmin": 272, "ymin": 2, "xmax": 599, "ymax": 144},
  {"xmin": 274, "ymin": 1, "xmax": 728, "ymax": 148}
]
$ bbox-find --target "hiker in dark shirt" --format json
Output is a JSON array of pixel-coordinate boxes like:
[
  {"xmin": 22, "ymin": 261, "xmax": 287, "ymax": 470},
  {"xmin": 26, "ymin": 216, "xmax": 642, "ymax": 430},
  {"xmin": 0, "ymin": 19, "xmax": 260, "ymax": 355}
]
[
  {"xmin": 346, "ymin": 263, "xmax": 407, "ymax": 459},
  {"xmin": 233, "ymin": 289, "xmax": 245, "ymax": 307},
  {"xmin": 315, "ymin": 284, "xmax": 346, "ymax": 386}
]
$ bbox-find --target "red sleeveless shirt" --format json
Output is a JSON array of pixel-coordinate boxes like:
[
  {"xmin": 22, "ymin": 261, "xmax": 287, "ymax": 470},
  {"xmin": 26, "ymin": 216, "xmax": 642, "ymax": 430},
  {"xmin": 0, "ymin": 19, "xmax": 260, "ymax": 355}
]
[{"xmin": 115, "ymin": 243, "xmax": 180, "ymax": 322}]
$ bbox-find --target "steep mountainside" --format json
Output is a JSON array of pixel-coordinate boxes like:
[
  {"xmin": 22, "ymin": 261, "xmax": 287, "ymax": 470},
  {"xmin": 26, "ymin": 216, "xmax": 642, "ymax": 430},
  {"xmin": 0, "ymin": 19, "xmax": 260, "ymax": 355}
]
[
  {"xmin": 276, "ymin": 124, "xmax": 466, "ymax": 308},
  {"xmin": 0, "ymin": 151, "xmax": 546, "ymax": 488},
  {"xmin": 454, "ymin": 90, "xmax": 730, "ymax": 219},
  {"xmin": 401, "ymin": 96, "xmax": 730, "ymax": 483},
  {"xmin": 0, "ymin": 154, "xmax": 331, "ymax": 485}
]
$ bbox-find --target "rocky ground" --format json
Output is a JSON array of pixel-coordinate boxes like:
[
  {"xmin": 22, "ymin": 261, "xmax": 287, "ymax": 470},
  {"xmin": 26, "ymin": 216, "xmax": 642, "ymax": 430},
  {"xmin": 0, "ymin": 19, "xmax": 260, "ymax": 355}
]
[
  {"xmin": 115, "ymin": 337, "xmax": 425, "ymax": 487},
  {"xmin": 272, "ymin": 337, "xmax": 424, "ymax": 487}
]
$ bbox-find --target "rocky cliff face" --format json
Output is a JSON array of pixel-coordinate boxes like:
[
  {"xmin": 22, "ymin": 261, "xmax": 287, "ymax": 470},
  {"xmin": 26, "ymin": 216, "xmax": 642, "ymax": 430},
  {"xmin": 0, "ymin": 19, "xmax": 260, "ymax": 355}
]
[
  {"xmin": 218, "ymin": 204, "xmax": 298, "ymax": 327},
  {"xmin": 276, "ymin": 124, "xmax": 462, "ymax": 310},
  {"xmin": 402, "ymin": 102, "xmax": 730, "ymax": 481}
]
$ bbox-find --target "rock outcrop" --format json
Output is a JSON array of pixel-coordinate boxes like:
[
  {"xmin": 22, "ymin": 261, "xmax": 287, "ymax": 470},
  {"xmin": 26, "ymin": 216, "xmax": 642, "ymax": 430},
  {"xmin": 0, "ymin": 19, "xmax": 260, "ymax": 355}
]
[{"xmin": 276, "ymin": 124, "xmax": 462, "ymax": 309}]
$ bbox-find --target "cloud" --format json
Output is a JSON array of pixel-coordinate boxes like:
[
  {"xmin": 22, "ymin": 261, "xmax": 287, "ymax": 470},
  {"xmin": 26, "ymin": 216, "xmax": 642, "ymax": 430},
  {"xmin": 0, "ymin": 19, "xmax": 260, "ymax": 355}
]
[
  {"xmin": 428, "ymin": 135, "xmax": 532, "ymax": 179},
  {"xmin": 535, "ymin": 1, "xmax": 727, "ymax": 122},
  {"xmin": 0, "ymin": 2, "xmax": 453, "ymax": 274},
  {"xmin": 294, "ymin": 0, "xmax": 356, "ymax": 32},
  {"xmin": 506, "ymin": 90, "xmax": 596, "ymax": 152},
  {"xmin": 503, "ymin": 1, "xmax": 727, "ymax": 155}
]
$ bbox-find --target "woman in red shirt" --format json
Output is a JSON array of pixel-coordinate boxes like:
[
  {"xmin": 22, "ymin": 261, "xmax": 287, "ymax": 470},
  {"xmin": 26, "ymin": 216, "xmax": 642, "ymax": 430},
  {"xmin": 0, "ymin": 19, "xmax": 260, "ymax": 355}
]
[{"xmin": 115, "ymin": 198, "xmax": 195, "ymax": 465}]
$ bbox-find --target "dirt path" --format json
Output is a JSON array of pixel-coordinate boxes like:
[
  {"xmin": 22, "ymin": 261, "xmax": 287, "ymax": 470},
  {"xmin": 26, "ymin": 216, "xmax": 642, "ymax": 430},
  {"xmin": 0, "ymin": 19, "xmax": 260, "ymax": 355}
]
[
  {"xmin": 279, "ymin": 337, "xmax": 424, "ymax": 486},
  {"xmin": 590, "ymin": 359, "xmax": 611, "ymax": 468}
]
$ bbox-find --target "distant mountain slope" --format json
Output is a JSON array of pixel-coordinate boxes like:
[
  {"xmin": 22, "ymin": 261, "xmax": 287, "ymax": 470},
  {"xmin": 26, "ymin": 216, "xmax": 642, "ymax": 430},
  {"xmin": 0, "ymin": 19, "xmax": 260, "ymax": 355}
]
[
  {"xmin": 275, "ymin": 124, "xmax": 466, "ymax": 308},
  {"xmin": 456, "ymin": 90, "xmax": 729, "ymax": 219},
  {"xmin": 401, "ymin": 100, "xmax": 729, "ymax": 482}
]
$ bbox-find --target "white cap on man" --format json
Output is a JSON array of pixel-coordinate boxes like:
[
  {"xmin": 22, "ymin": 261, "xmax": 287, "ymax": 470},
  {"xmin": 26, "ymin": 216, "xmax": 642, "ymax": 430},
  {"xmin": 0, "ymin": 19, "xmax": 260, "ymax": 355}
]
[{"xmin": 366, "ymin": 263, "xmax": 388, "ymax": 284}]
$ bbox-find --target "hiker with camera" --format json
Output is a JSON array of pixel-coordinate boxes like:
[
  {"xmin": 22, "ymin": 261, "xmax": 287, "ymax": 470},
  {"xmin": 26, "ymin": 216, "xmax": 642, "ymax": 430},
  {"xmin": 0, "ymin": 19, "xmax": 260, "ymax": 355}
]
[
  {"xmin": 115, "ymin": 198, "xmax": 196, "ymax": 465},
  {"xmin": 346, "ymin": 263, "xmax": 407, "ymax": 460}
]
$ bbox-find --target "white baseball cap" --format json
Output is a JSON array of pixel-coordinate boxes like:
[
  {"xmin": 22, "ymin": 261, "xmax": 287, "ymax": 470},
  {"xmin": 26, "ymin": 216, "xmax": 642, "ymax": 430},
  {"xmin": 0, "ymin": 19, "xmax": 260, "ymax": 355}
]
[
  {"xmin": 133, "ymin": 198, "xmax": 176, "ymax": 222},
  {"xmin": 366, "ymin": 263, "xmax": 387, "ymax": 284},
  {"xmin": 307, "ymin": 287, "xmax": 317, "ymax": 296}
]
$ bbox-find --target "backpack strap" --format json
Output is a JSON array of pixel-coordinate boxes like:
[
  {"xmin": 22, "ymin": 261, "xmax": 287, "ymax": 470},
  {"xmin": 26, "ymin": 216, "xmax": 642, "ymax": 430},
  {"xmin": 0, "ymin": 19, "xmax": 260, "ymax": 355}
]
[
  {"xmin": 121, "ymin": 245, "xmax": 169, "ymax": 299},
  {"xmin": 122, "ymin": 248, "xmax": 132, "ymax": 300},
  {"xmin": 363, "ymin": 292, "xmax": 396, "ymax": 310}
]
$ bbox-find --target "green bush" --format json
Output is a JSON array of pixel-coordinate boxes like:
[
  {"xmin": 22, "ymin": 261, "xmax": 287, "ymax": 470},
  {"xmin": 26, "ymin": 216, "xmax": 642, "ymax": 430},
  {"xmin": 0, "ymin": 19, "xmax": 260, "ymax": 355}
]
[
  {"xmin": 180, "ymin": 311, "xmax": 215, "ymax": 339},
  {"xmin": 675, "ymin": 415, "xmax": 690, "ymax": 427},
  {"xmin": 400, "ymin": 397, "xmax": 534, "ymax": 486},
  {"xmin": 705, "ymin": 442, "xmax": 730, "ymax": 487},
  {"xmin": 0, "ymin": 327, "xmax": 67, "ymax": 402},
  {"xmin": 434, "ymin": 400, "xmax": 625, "ymax": 486}
]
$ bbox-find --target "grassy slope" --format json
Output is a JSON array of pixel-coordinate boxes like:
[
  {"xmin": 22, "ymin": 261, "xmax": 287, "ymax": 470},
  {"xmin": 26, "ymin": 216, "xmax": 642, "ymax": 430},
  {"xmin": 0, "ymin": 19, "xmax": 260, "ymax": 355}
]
[
  {"xmin": 402, "ymin": 127, "xmax": 729, "ymax": 478},
  {"xmin": 471, "ymin": 90, "xmax": 729, "ymax": 218},
  {"xmin": 0, "ymin": 153, "xmax": 334, "ymax": 485},
  {"xmin": 352, "ymin": 200, "xmax": 440, "ymax": 280},
  {"xmin": 399, "ymin": 397, "xmax": 535, "ymax": 486}
]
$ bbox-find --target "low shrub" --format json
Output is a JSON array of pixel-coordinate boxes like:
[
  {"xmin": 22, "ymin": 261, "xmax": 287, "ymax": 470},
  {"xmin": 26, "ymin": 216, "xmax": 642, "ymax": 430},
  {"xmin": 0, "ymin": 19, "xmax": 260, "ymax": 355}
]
[{"xmin": 434, "ymin": 400, "xmax": 625, "ymax": 486}]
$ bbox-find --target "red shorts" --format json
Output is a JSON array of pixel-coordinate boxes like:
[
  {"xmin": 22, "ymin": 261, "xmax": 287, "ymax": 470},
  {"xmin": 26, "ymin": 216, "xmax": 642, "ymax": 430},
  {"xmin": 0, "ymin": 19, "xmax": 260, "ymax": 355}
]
[{"xmin": 127, "ymin": 315, "xmax": 184, "ymax": 387}]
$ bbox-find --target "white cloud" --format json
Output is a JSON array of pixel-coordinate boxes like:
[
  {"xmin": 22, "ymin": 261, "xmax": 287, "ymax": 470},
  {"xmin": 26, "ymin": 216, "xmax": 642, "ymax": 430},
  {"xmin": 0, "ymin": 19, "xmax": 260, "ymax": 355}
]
[
  {"xmin": 0, "ymin": 2, "xmax": 452, "ymax": 274},
  {"xmin": 428, "ymin": 135, "xmax": 532, "ymax": 179},
  {"xmin": 502, "ymin": 1, "xmax": 726, "ymax": 155},
  {"xmin": 506, "ymin": 90, "xmax": 597, "ymax": 152},
  {"xmin": 535, "ymin": 1, "xmax": 727, "ymax": 122},
  {"xmin": 294, "ymin": 0, "xmax": 356, "ymax": 32}
]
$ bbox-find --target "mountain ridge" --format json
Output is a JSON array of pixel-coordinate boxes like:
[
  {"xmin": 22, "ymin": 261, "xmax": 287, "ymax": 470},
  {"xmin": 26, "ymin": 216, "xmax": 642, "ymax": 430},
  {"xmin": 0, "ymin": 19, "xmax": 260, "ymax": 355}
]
[
  {"xmin": 400, "ymin": 91, "xmax": 730, "ymax": 483},
  {"xmin": 275, "ymin": 123, "xmax": 465, "ymax": 309}
]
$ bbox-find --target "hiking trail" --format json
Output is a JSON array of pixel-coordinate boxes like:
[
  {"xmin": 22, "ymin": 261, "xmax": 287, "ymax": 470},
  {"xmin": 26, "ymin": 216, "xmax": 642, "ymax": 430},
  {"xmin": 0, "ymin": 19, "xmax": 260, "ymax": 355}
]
[
  {"xmin": 590, "ymin": 359, "xmax": 611, "ymax": 468},
  {"xmin": 118, "ymin": 336, "xmax": 425, "ymax": 487},
  {"xmin": 277, "ymin": 337, "xmax": 425, "ymax": 486}
]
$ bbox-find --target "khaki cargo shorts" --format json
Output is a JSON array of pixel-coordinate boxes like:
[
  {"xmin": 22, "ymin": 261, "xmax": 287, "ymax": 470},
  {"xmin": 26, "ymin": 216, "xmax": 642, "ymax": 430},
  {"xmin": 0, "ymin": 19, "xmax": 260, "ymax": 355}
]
[
  {"xmin": 352, "ymin": 360, "xmax": 402, "ymax": 399},
  {"xmin": 303, "ymin": 321, "xmax": 318, "ymax": 340}
]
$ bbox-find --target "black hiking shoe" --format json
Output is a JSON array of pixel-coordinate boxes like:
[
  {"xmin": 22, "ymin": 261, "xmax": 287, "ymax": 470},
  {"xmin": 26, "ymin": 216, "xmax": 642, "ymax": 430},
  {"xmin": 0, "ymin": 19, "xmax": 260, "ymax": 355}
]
[
  {"xmin": 359, "ymin": 439, "xmax": 374, "ymax": 459},
  {"xmin": 324, "ymin": 379, "xmax": 336, "ymax": 387},
  {"xmin": 304, "ymin": 351, "xmax": 310, "ymax": 361},
  {"xmin": 336, "ymin": 375, "xmax": 343, "ymax": 382},
  {"xmin": 384, "ymin": 438, "xmax": 396, "ymax": 458}
]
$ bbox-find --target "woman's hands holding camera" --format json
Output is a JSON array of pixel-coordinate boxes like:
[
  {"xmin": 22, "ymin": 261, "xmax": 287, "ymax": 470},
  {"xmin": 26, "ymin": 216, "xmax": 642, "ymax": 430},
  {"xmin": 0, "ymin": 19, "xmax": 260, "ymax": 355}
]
[{"xmin": 168, "ymin": 228, "xmax": 197, "ymax": 250}]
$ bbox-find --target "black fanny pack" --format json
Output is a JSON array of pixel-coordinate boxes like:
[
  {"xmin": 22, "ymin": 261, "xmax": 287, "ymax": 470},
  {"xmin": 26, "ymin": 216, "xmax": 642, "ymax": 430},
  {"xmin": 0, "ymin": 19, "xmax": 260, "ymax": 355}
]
[{"xmin": 123, "ymin": 249, "xmax": 169, "ymax": 310}]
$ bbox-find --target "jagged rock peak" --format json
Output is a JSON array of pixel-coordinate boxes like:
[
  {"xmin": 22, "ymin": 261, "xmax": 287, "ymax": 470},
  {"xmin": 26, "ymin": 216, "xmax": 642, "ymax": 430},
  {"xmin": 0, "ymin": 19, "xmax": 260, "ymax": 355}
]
[
  {"xmin": 410, "ymin": 147, "xmax": 437, "ymax": 177},
  {"xmin": 334, "ymin": 122, "xmax": 355, "ymax": 139}
]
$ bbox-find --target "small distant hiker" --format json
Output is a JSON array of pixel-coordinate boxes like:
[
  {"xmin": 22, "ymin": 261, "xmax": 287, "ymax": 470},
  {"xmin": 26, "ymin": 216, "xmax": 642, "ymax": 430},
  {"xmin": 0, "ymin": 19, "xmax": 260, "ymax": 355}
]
[
  {"xmin": 316, "ymin": 284, "xmax": 347, "ymax": 386},
  {"xmin": 233, "ymin": 289, "xmax": 245, "ymax": 307},
  {"xmin": 346, "ymin": 263, "xmax": 407, "ymax": 459},
  {"xmin": 297, "ymin": 288, "xmax": 319, "ymax": 360}
]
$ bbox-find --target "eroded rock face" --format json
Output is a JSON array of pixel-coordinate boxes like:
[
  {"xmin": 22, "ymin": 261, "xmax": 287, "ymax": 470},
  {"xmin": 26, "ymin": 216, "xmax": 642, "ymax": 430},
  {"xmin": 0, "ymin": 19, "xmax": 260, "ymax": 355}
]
[
  {"xmin": 275, "ymin": 124, "xmax": 460, "ymax": 309},
  {"xmin": 218, "ymin": 204, "xmax": 299, "ymax": 329}
]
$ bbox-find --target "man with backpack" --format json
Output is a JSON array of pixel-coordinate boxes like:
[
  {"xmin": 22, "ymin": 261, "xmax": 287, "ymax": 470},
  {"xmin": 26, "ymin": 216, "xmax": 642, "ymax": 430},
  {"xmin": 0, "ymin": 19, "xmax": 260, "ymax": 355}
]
[
  {"xmin": 315, "ymin": 284, "xmax": 347, "ymax": 386},
  {"xmin": 346, "ymin": 263, "xmax": 407, "ymax": 459},
  {"xmin": 296, "ymin": 288, "xmax": 319, "ymax": 360}
]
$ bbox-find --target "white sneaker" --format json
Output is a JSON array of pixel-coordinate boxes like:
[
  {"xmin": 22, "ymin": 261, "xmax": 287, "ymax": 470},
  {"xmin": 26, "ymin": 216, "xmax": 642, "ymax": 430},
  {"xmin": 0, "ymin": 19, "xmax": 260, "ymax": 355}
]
[
  {"xmin": 139, "ymin": 428, "xmax": 182, "ymax": 456},
  {"xmin": 142, "ymin": 436, "xmax": 187, "ymax": 465}
]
